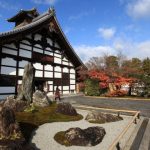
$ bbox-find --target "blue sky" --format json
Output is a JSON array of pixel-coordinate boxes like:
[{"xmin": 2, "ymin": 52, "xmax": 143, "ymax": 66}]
[{"xmin": 0, "ymin": 0, "xmax": 150, "ymax": 62}]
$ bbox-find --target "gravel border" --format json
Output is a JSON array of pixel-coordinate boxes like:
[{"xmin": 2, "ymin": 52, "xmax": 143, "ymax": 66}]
[{"xmin": 31, "ymin": 109, "xmax": 134, "ymax": 150}]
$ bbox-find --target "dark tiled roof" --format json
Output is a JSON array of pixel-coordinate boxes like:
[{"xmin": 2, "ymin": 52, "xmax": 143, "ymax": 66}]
[{"xmin": 0, "ymin": 9, "xmax": 54, "ymax": 38}]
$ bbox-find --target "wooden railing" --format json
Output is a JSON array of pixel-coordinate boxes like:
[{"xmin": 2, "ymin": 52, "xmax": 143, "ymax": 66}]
[{"xmin": 108, "ymin": 111, "xmax": 140, "ymax": 150}]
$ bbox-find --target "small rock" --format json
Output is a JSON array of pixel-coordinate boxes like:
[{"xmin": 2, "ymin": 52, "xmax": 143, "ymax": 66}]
[
  {"xmin": 64, "ymin": 126, "xmax": 106, "ymax": 146},
  {"xmin": 33, "ymin": 90, "xmax": 51, "ymax": 107},
  {"xmin": 85, "ymin": 111, "xmax": 123, "ymax": 123},
  {"xmin": 56, "ymin": 102, "xmax": 77, "ymax": 116}
]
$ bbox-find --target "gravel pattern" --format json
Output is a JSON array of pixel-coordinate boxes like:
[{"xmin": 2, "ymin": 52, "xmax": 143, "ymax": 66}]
[{"xmin": 31, "ymin": 109, "xmax": 133, "ymax": 150}]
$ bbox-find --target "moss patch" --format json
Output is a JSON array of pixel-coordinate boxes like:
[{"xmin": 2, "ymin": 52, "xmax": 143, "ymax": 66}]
[
  {"xmin": 54, "ymin": 131, "xmax": 72, "ymax": 146},
  {"xmin": 16, "ymin": 103, "xmax": 83, "ymax": 126},
  {"xmin": 15, "ymin": 103, "xmax": 83, "ymax": 142}
]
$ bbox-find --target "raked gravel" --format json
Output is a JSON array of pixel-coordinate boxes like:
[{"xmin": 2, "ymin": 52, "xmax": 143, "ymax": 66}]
[{"xmin": 31, "ymin": 109, "xmax": 135, "ymax": 150}]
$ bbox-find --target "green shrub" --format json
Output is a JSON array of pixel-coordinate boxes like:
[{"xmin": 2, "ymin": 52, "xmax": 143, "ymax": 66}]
[{"xmin": 84, "ymin": 78, "xmax": 100, "ymax": 96}]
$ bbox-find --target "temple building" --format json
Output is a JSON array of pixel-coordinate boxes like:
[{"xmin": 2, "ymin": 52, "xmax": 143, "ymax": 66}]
[{"xmin": 0, "ymin": 8, "xmax": 85, "ymax": 99}]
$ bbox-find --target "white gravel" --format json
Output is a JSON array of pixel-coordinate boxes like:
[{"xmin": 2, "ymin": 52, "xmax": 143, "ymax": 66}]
[{"xmin": 31, "ymin": 109, "xmax": 133, "ymax": 150}]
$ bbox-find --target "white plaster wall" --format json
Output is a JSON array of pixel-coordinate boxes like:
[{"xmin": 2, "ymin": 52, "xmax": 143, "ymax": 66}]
[
  {"xmin": 54, "ymin": 66, "xmax": 61, "ymax": 72},
  {"xmin": 33, "ymin": 63, "xmax": 43, "ymax": 70},
  {"xmin": 62, "ymin": 61, "xmax": 68, "ymax": 66},
  {"xmin": 63, "ymin": 57, "xmax": 68, "ymax": 61},
  {"xmin": 46, "ymin": 38, "xmax": 52, "ymax": 45},
  {"xmin": 0, "ymin": 87, "xmax": 15, "ymax": 93},
  {"xmin": 33, "ymin": 46, "xmax": 43, "ymax": 53},
  {"xmin": 70, "ymin": 69, "xmax": 75, "ymax": 73},
  {"xmin": 63, "ymin": 67, "xmax": 69, "ymax": 73},
  {"xmin": 70, "ymin": 74, "xmax": 75, "ymax": 79},
  {"xmin": 2, "ymin": 47, "xmax": 17, "ymax": 56},
  {"xmin": 63, "ymin": 86, "xmax": 69, "ymax": 90},
  {"xmin": 44, "ymin": 71, "xmax": 53, "ymax": 78},
  {"xmin": 47, "ymin": 92, "xmax": 53, "ymax": 96},
  {"xmin": 2, "ymin": 57, "xmax": 16, "ymax": 66},
  {"xmin": 54, "ymin": 86, "xmax": 62, "ymax": 90},
  {"xmin": 34, "ymin": 34, "xmax": 42, "ymax": 41},
  {"xmin": 45, "ymin": 65, "xmax": 53, "ymax": 71},
  {"xmin": 54, "ymin": 72, "xmax": 61, "ymax": 78},
  {"xmin": 19, "ymin": 69, "xmax": 24, "ymax": 76},
  {"xmin": 49, "ymin": 85, "xmax": 53, "ymax": 91},
  {"xmin": 54, "ymin": 57, "xmax": 61, "ymax": 64},
  {"xmin": 45, "ymin": 51, "xmax": 53, "ymax": 56},
  {"xmin": 35, "ymin": 70, "xmax": 43, "ymax": 77},
  {"xmin": 20, "ymin": 43, "xmax": 32, "ymax": 51},
  {"xmin": 69, "ymin": 62, "xmax": 74, "ymax": 67},
  {"xmin": 4, "ymin": 43, "xmax": 17, "ymax": 49},
  {"xmin": 48, "ymin": 81, "xmax": 53, "ymax": 84},
  {"xmin": 19, "ymin": 60, "xmax": 28, "ymax": 68},
  {"xmin": 70, "ymin": 80, "xmax": 75, "ymax": 84},
  {"xmin": 54, "ymin": 53, "xmax": 61, "ymax": 58},
  {"xmin": 19, "ymin": 49, "xmax": 31, "ymax": 58},
  {"xmin": 1, "ymin": 66, "xmax": 16, "ymax": 75},
  {"xmin": 70, "ymin": 85, "xmax": 75, "ymax": 90}
]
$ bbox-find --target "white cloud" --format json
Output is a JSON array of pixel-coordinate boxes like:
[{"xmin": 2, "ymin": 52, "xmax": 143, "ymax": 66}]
[
  {"xmin": 64, "ymin": 27, "xmax": 71, "ymax": 35},
  {"xmin": 127, "ymin": 0, "xmax": 150, "ymax": 19},
  {"xmin": 98, "ymin": 27, "xmax": 116, "ymax": 40},
  {"xmin": 74, "ymin": 45, "xmax": 115, "ymax": 62},
  {"xmin": 31, "ymin": 0, "xmax": 57, "ymax": 5},
  {"xmin": 74, "ymin": 39, "xmax": 150, "ymax": 62}
]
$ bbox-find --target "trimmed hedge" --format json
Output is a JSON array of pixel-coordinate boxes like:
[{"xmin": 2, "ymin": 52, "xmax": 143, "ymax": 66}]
[{"xmin": 84, "ymin": 79, "xmax": 100, "ymax": 96}]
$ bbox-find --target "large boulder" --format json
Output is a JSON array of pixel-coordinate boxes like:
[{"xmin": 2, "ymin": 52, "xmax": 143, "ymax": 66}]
[
  {"xmin": 56, "ymin": 102, "xmax": 77, "ymax": 116},
  {"xmin": 17, "ymin": 63, "xmax": 35, "ymax": 103},
  {"xmin": 85, "ymin": 111, "xmax": 123, "ymax": 124},
  {"xmin": 3, "ymin": 96, "xmax": 28, "ymax": 112},
  {"xmin": 56, "ymin": 126, "xmax": 106, "ymax": 146},
  {"xmin": 33, "ymin": 90, "xmax": 51, "ymax": 107}
]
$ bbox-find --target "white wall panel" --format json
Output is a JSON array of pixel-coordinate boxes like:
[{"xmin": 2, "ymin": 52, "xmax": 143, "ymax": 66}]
[
  {"xmin": 48, "ymin": 81, "xmax": 53, "ymax": 84},
  {"xmin": 70, "ymin": 74, "xmax": 75, "ymax": 79},
  {"xmin": 70, "ymin": 80, "xmax": 75, "ymax": 84},
  {"xmin": 33, "ymin": 46, "xmax": 43, "ymax": 53},
  {"xmin": 54, "ymin": 66, "xmax": 61, "ymax": 72},
  {"xmin": 45, "ymin": 65, "xmax": 53, "ymax": 71},
  {"xmin": 19, "ymin": 69, "xmax": 24, "ymax": 76},
  {"xmin": 63, "ymin": 68, "xmax": 69, "ymax": 73},
  {"xmin": 47, "ymin": 38, "xmax": 52, "ymax": 45},
  {"xmin": 0, "ymin": 87, "xmax": 15, "ymax": 93},
  {"xmin": 54, "ymin": 53, "xmax": 61, "ymax": 58},
  {"xmin": 35, "ymin": 70, "xmax": 43, "ymax": 77},
  {"xmin": 19, "ymin": 49, "xmax": 31, "ymax": 58},
  {"xmin": 63, "ymin": 86, "xmax": 69, "ymax": 90},
  {"xmin": 54, "ymin": 72, "xmax": 61, "ymax": 78},
  {"xmin": 2, "ymin": 48, "xmax": 17, "ymax": 56},
  {"xmin": 4, "ymin": 43, "xmax": 17, "ymax": 49},
  {"xmin": 19, "ymin": 60, "xmax": 28, "ymax": 68},
  {"xmin": 54, "ymin": 86, "xmax": 62, "ymax": 90},
  {"xmin": 44, "ymin": 71, "xmax": 53, "ymax": 78},
  {"xmin": 20, "ymin": 43, "xmax": 32, "ymax": 51},
  {"xmin": 2, "ymin": 58, "xmax": 16, "ymax": 66},
  {"xmin": 26, "ymin": 34, "xmax": 32, "ymax": 39},
  {"xmin": 54, "ymin": 57, "xmax": 61, "ymax": 64},
  {"xmin": 70, "ymin": 69, "xmax": 75, "ymax": 73},
  {"xmin": 70, "ymin": 85, "xmax": 75, "ymax": 90},
  {"xmin": 33, "ymin": 63, "xmax": 43, "ymax": 70},
  {"xmin": 45, "ymin": 51, "xmax": 53, "ymax": 56},
  {"xmin": 49, "ymin": 85, "xmax": 53, "ymax": 91},
  {"xmin": 1, "ymin": 67, "xmax": 16, "ymax": 75},
  {"xmin": 62, "ymin": 61, "xmax": 68, "ymax": 65},
  {"xmin": 34, "ymin": 34, "xmax": 42, "ymax": 41},
  {"xmin": 47, "ymin": 92, "xmax": 53, "ymax": 96},
  {"xmin": 63, "ymin": 57, "xmax": 68, "ymax": 61},
  {"xmin": 69, "ymin": 62, "xmax": 74, "ymax": 67}
]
